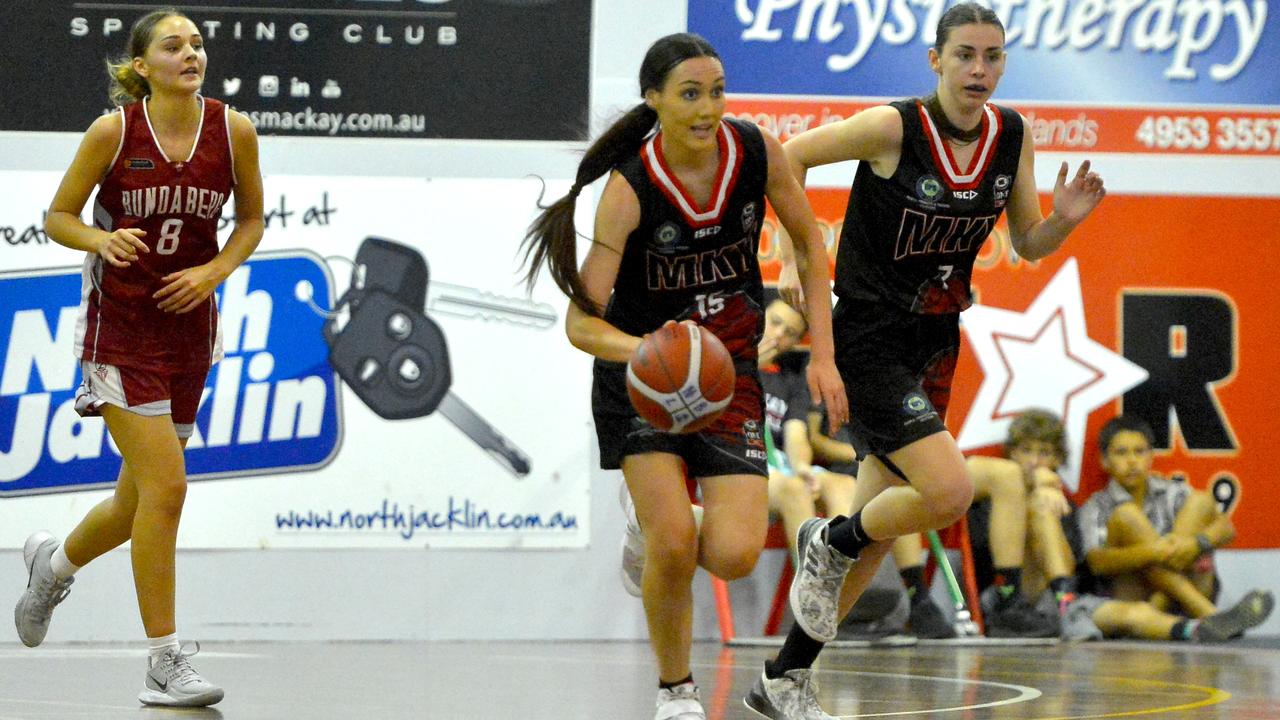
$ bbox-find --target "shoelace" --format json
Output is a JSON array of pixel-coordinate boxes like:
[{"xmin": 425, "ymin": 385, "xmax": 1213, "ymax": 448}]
[
  {"xmin": 788, "ymin": 671, "xmax": 824, "ymax": 713},
  {"xmin": 161, "ymin": 643, "xmax": 203, "ymax": 685},
  {"xmin": 810, "ymin": 545, "xmax": 851, "ymax": 581},
  {"xmin": 25, "ymin": 575, "xmax": 73, "ymax": 621}
]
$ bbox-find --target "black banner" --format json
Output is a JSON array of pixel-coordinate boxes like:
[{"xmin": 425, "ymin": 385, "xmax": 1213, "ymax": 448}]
[{"xmin": 0, "ymin": 0, "xmax": 590, "ymax": 141}]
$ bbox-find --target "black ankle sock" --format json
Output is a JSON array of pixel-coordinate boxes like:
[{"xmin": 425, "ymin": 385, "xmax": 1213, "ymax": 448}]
[
  {"xmin": 900, "ymin": 565, "xmax": 929, "ymax": 605},
  {"xmin": 1048, "ymin": 576, "xmax": 1077, "ymax": 599},
  {"xmin": 767, "ymin": 623, "xmax": 826, "ymax": 678},
  {"xmin": 992, "ymin": 567, "xmax": 1023, "ymax": 609},
  {"xmin": 659, "ymin": 674, "xmax": 693, "ymax": 689},
  {"xmin": 826, "ymin": 511, "xmax": 871, "ymax": 560}
]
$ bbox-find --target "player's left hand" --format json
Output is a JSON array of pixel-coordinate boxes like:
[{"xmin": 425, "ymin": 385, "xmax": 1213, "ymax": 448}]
[
  {"xmin": 806, "ymin": 357, "xmax": 847, "ymax": 435},
  {"xmin": 154, "ymin": 263, "xmax": 227, "ymax": 314},
  {"xmin": 1052, "ymin": 159, "xmax": 1106, "ymax": 226}
]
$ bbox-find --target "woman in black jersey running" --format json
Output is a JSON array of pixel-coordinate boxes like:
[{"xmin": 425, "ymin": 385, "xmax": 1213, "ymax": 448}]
[
  {"xmin": 521, "ymin": 33, "xmax": 846, "ymax": 720},
  {"xmin": 745, "ymin": 4, "xmax": 1106, "ymax": 719}
]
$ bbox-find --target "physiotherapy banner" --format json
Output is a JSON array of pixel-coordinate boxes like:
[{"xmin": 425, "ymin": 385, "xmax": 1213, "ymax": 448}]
[
  {"xmin": 691, "ymin": 0, "xmax": 1280, "ymax": 156},
  {"xmin": 756, "ymin": 190, "xmax": 1279, "ymax": 549},
  {"xmin": 0, "ymin": 173, "xmax": 594, "ymax": 548},
  {"xmin": 0, "ymin": 0, "xmax": 591, "ymax": 141}
]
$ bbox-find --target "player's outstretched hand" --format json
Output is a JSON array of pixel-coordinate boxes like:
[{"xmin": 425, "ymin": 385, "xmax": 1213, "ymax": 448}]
[{"xmin": 1053, "ymin": 159, "xmax": 1106, "ymax": 227}]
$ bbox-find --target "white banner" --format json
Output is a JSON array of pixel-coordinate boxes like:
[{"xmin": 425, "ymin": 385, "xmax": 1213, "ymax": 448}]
[{"xmin": 0, "ymin": 172, "xmax": 595, "ymax": 548}]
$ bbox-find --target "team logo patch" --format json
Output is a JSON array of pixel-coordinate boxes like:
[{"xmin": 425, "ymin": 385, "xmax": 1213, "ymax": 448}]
[
  {"xmin": 125, "ymin": 158, "xmax": 155, "ymax": 170},
  {"xmin": 916, "ymin": 175, "xmax": 942, "ymax": 201},
  {"xmin": 994, "ymin": 174, "xmax": 1011, "ymax": 190},
  {"xmin": 741, "ymin": 201, "xmax": 758, "ymax": 236},
  {"xmin": 93, "ymin": 363, "xmax": 109, "ymax": 381},
  {"xmin": 902, "ymin": 391, "xmax": 931, "ymax": 415},
  {"xmin": 742, "ymin": 418, "xmax": 763, "ymax": 446},
  {"xmin": 654, "ymin": 221, "xmax": 681, "ymax": 253}
]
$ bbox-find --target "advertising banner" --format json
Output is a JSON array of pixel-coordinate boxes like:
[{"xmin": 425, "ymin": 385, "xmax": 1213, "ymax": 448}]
[
  {"xmin": 0, "ymin": 1, "xmax": 591, "ymax": 141},
  {"xmin": 756, "ymin": 189, "xmax": 1278, "ymax": 548},
  {"xmin": 0, "ymin": 172, "xmax": 594, "ymax": 548},
  {"xmin": 690, "ymin": 1, "xmax": 1280, "ymax": 156}
]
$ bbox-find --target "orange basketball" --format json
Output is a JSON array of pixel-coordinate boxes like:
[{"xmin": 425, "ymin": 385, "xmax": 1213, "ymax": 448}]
[{"xmin": 626, "ymin": 322, "xmax": 735, "ymax": 433}]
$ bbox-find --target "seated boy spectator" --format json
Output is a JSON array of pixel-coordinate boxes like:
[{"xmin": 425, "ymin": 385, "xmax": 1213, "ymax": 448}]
[
  {"xmin": 1075, "ymin": 415, "xmax": 1274, "ymax": 635},
  {"xmin": 964, "ymin": 410, "xmax": 1064, "ymax": 638}
]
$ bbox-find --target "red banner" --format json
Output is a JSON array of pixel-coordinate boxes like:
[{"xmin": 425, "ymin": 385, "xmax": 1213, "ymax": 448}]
[{"xmin": 730, "ymin": 95, "xmax": 1280, "ymax": 155}]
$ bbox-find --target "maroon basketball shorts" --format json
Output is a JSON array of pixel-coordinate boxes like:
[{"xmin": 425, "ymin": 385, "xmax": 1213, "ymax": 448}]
[{"xmin": 75, "ymin": 360, "xmax": 209, "ymax": 439}]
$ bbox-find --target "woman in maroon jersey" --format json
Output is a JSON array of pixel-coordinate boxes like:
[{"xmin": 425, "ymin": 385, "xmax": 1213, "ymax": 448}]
[
  {"xmin": 522, "ymin": 33, "xmax": 845, "ymax": 720},
  {"xmin": 746, "ymin": 4, "xmax": 1107, "ymax": 719},
  {"xmin": 14, "ymin": 9, "xmax": 262, "ymax": 708}
]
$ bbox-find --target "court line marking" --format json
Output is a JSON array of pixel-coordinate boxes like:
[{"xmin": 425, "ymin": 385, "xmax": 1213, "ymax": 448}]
[
  {"xmin": 489, "ymin": 650, "xmax": 1043, "ymax": 717},
  {"xmin": 985, "ymin": 670, "xmax": 1232, "ymax": 720},
  {"xmin": 819, "ymin": 670, "xmax": 1041, "ymax": 718}
]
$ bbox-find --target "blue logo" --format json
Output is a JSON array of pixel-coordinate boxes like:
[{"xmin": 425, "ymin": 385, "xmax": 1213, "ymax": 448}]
[
  {"xmin": 689, "ymin": 1, "xmax": 1277, "ymax": 105},
  {"xmin": 0, "ymin": 251, "xmax": 342, "ymax": 496}
]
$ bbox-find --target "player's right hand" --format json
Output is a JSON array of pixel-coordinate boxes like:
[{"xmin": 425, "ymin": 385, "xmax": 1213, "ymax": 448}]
[{"xmin": 95, "ymin": 228, "xmax": 149, "ymax": 267}]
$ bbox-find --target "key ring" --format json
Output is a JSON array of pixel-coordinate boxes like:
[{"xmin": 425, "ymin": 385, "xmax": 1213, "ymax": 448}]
[{"xmin": 295, "ymin": 255, "xmax": 357, "ymax": 319}]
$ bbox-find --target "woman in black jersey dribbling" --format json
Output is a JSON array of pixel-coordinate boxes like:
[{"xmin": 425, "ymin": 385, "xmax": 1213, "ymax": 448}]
[
  {"xmin": 521, "ymin": 32, "xmax": 847, "ymax": 720},
  {"xmin": 745, "ymin": 4, "xmax": 1106, "ymax": 719}
]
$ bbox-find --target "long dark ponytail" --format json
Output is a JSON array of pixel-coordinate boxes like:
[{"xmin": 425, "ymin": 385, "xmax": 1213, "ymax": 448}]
[{"xmin": 520, "ymin": 33, "xmax": 720, "ymax": 316}]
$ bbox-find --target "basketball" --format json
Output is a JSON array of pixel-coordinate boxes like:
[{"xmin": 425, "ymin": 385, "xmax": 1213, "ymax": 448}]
[{"xmin": 626, "ymin": 321, "xmax": 735, "ymax": 433}]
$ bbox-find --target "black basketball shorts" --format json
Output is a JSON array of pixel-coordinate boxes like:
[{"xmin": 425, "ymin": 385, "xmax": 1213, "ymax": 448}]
[
  {"xmin": 593, "ymin": 362, "xmax": 768, "ymax": 479},
  {"xmin": 832, "ymin": 299, "xmax": 960, "ymax": 463}
]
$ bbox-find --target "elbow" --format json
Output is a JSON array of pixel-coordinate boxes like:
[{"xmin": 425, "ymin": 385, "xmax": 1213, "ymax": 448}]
[
  {"xmin": 1009, "ymin": 233, "xmax": 1043, "ymax": 262},
  {"xmin": 43, "ymin": 211, "xmax": 66, "ymax": 237}
]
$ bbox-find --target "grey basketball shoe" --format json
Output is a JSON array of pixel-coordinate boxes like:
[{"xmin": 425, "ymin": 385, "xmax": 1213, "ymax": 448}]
[
  {"xmin": 789, "ymin": 517, "xmax": 854, "ymax": 642},
  {"xmin": 138, "ymin": 643, "xmax": 224, "ymax": 707},
  {"xmin": 14, "ymin": 531, "xmax": 74, "ymax": 648},
  {"xmin": 744, "ymin": 669, "xmax": 835, "ymax": 720},
  {"xmin": 1197, "ymin": 589, "xmax": 1275, "ymax": 641}
]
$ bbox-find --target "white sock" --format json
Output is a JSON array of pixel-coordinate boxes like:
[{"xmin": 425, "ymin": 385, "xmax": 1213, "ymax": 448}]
[
  {"xmin": 49, "ymin": 543, "xmax": 80, "ymax": 580},
  {"xmin": 148, "ymin": 633, "xmax": 180, "ymax": 665}
]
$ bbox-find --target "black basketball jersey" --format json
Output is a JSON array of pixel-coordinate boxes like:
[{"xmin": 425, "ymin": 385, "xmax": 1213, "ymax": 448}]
[
  {"xmin": 606, "ymin": 116, "xmax": 768, "ymax": 363},
  {"xmin": 834, "ymin": 99, "xmax": 1024, "ymax": 314}
]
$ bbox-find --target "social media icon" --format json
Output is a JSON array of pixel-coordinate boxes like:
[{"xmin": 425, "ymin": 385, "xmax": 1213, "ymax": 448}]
[
  {"xmin": 222, "ymin": 77, "xmax": 241, "ymax": 96},
  {"xmin": 259, "ymin": 75, "xmax": 279, "ymax": 98},
  {"xmin": 290, "ymin": 77, "xmax": 310, "ymax": 98},
  {"xmin": 321, "ymin": 80, "xmax": 342, "ymax": 99}
]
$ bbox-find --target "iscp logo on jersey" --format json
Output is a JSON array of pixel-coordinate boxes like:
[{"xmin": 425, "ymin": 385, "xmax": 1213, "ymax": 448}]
[{"xmin": 0, "ymin": 251, "xmax": 342, "ymax": 496}]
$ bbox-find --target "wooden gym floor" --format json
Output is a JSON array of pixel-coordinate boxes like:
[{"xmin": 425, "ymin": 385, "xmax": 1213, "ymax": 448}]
[{"xmin": 0, "ymin": 638, "xmax": 1277, "ymax": 719}]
